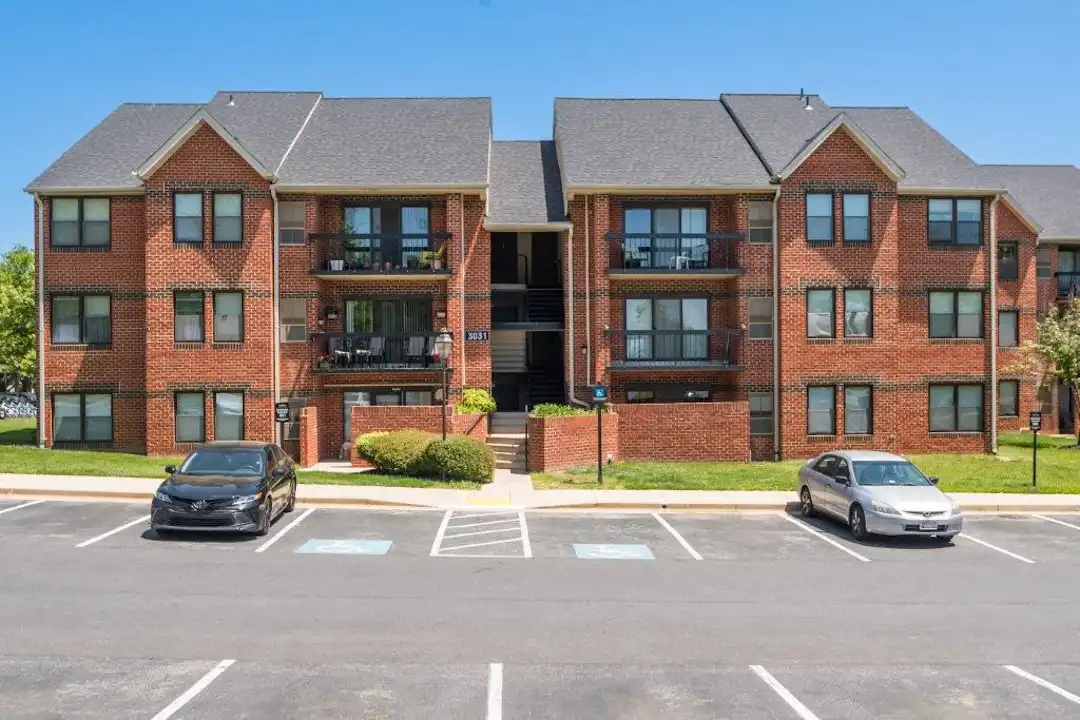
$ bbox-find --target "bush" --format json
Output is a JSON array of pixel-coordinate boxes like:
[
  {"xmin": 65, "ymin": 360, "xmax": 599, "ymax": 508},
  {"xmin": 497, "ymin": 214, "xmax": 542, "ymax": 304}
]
[
  {"xmin": 456, "ymin": 388, "xmax": 496, "ymax": 415},
  {"xmin": 355, "ymin": 431, "xmax": 389, "ymax": 463},
  {"xmin": 420, "ymin": 437, "xmax": 495, "ymax": 483},
  {"xmin": 369, "ymin": 430, "xmax": 436, "ymax": 475},
  {"xmin": 531, "ymin": 403, "xmax": 592, "ymax": 418}
]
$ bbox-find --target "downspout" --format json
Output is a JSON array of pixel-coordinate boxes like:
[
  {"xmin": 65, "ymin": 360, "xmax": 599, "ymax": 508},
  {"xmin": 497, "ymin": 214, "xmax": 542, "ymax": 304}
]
[
  {"xmin": 584, "ymin": 195, "xmax": 591, "ymax": 386},
  {"xmin": 34, "ymin": 193, "xmax": 45, "ymax": 448},
  {"xmin": 459, "ymin": 194, "xmax": 466, "ymax": 389},
  {"xmin": 566, "ymin": 220, "xmax": 586, "ymax": 407},
  {"xmin": 772, "ymin": 187, "xmax": 781, "ymax": 460},
  {"xmin": 990, "ymin": 194, "xmax": 1000, "ymax": 453},
  {"xmin": 270, "ymin": 187, "xmax": 281, "ymax": 445}
]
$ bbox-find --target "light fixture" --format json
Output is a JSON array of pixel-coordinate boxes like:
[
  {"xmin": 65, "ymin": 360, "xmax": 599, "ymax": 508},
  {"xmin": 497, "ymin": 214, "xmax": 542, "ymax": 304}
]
[{"xmin": 434, "ymin": 331, "xmax": 453, "ymax": 364}]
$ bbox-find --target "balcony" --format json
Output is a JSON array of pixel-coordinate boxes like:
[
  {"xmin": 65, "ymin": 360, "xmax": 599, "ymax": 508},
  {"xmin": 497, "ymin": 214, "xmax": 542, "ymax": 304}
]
[
  {"xmin": 1056, "ymin": 271, "xmax": 1080, "ymax": 299},
  {"xmin": 607, "ymin": 233, "xmax": 744, "ymax": 280},
  {"xmin": 607, "ymin": 329, "xmax": 742, "ymax": 370},
  {"xmin": 314, "ymin": 332, "xmax": 449, "ymax": 373},
  {"xmin": 309, "ymin": 232, "xmax": 453, "ymax": 280}
]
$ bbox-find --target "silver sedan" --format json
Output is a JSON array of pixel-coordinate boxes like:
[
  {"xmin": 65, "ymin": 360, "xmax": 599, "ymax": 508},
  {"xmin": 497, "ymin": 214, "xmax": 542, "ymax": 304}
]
[{"xmin": 797, "ymin": 450, "xmax": 963, "ymax": 541}]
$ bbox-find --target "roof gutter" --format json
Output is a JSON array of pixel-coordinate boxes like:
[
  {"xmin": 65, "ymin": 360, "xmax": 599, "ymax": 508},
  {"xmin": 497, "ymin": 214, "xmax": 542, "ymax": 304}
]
[
  {"xmin": 566, "ymin": 184, "xmax": 775, "ymax": 196},
  {"xmin": 270, "ymin": 183, "xmax": 486, "ymax": 195},
  {"xmin": 483, "ymin": 221, "xmax": 573, "ymax": 232},
  {"xmin": 24, "ymin": 186, "xmax": 144, "ymax": 196},
  {"xmin": 33, "ymin": 193, "xmax": 45, "ymax": 448}
]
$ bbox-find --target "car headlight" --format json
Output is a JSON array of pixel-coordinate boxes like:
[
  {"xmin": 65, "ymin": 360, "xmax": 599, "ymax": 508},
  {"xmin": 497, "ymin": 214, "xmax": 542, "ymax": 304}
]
[
  {"xmin": 949, "ymin": 500, "xmax": 962, "ymax": 515},
  {"xmin": 232, "ymin": 493, "xmax": 262, "ymax": 506},
  {"xmin": 870, "ymin": 500, "xmax": 901, "ymax": 515},
  {"xmin": 154, "ymin": 491, "xmax": 173, "ymax": 503}
]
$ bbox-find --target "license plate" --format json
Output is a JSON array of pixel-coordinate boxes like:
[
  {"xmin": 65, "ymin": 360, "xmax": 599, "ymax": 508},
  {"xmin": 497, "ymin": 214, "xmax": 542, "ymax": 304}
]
[{"xmin": 919, "ymin": 520, "xmax": 938, "ymax": 530}]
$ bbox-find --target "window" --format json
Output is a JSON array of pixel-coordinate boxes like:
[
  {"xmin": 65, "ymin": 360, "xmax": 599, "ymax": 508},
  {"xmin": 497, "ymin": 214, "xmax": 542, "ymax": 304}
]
[
  {"xmin": 623, "ymin": 206, "xmax": 708, "ymax": 267},
  {"xmin": 625, "ymin": 297, "xmax": 708, "ymax": 360},
  {"xmin": 929, "ymin": 384, "xmax": 983, "ymax": 432},
  {"xmin": 51, "ymin": 198, "xmax": 110, "ymax": 247},
  {"xmin": 928, "ymin": 198, "xmax": 982, "ymax": 245},
  {"xmin": 400, "ymin": 206, "xmax": 431, "ymax": 267},
  {"xmin": 807, "ymin": 289, "xmax": 835, "ymax": 338},
  {"xmin": 842, "ymin": 193, "xmax": 870, "ymax": 242},
  {"xmin": 627, "ymin": 390, "xmax": 655, "ymax": 403},
  {"xmin": 998, "ymin": 243, "xmax": 1018, "ymax": 281},
  {"xmin": 1036, "ymin": 247, "xmax": 1052, "ymax": 280},
  {"xmin": 844, "ymin": 289, "xmax": 872, "ymax": 338},
  {"xmin": 174, "ymin": 193, "xmax": 203, "ymax": 243},
  {"xmin": 929, "ymin": 291, "xmax": 983, "ymax": 339},
  {"xmin": 175, "ymin": 392, "xmax": 205, "ymax": 443},
  {"xmin": 214, "ymin": 392, "xmax": 244, "ymax": 441},
  {"xmin": 212, "ymin": 193, "xmax": 242, "ymax": 244},
  {"xmin": 344, "ymin": 297, "xmax": 432, "ymax": 334},
  {"xmin": 280, "ymin": 201, "xmax": 306, "ymax": 245},
  {"xmin": 213, "ymin": 292, "xmax": 243, "ymax": 342},
  {"xmin": 280, "ymin": 298, "xmax": 307, "ymax": 343},
  {"xmin": 51, "ymin": 295, "xmax": 110, "ymax": 345},
  {"xmin": 748, "ymin": 297, "xmax": 773, "ymax": 339},
  {"xmin": 174, "ymin": 292, "xmax": 205, "ymax": 343},
  {"xmin": 625, "ymin": 386, "xmax": 710, "ymax": 403},
  {"xmin": 749, "ymin": 391, "xmax": 773, "ymax": 435},
  {"xmin": 845, "ymin": 386, "xmax": 873, "ymax": 434},
  {"xmin": 999, "ymin": 380, "xmax": 1019, "ymax": 417},
  {"xmin": 806, "ymin": 193, "xmax": 834, "ymax": 242},
  {"xmin": 999, "ymin": 310, "xmax": 1018, "ymax": 347},
  {"xmin": 807, "ymin": 386, "xmax": 836, "ymax": 435},
  {"xmin": 52, "ymin": 393, "xmax": 112, "ymax": 442},
  {"xmin": 748, "ymin": 201, "xmax": 773, "ymax": 244}
]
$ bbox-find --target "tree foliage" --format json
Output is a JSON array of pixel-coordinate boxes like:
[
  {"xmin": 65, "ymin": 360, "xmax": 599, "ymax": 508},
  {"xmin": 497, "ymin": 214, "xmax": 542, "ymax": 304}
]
[
  {"xmin": 0, "ymin": 246, "xmax": 36, "ymax": 382},
  {"xmin": 1010, "ymin": 299, "xmax": 1080, "ymax": 441}
]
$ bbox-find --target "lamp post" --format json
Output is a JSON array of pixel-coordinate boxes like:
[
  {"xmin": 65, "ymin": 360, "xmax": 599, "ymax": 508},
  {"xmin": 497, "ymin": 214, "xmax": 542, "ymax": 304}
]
[{"xmin": 434, "ymin": 331, "xmax": 453, "ymax": 440}]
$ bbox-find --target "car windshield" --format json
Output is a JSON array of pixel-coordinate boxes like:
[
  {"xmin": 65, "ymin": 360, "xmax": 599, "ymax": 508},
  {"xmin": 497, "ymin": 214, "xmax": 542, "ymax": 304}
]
[
  {"xmin": 853, "ymin": 461, "xmax": 931, "ymax": 487},
  {"xmin": 179, "ymin": 449, "xmax": 265, "ymax": 477}
]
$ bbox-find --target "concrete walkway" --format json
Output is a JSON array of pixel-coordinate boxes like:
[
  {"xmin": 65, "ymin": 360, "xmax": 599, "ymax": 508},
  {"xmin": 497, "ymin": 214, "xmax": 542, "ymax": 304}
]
[{"xmin": 2, "ymin": 473, "xmax": 1080, "ymax": 512}]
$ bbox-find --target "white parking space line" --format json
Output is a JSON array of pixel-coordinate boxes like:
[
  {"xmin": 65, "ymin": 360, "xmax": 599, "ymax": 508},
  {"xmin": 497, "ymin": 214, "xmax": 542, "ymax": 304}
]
[
  {"xmin": 433, "ymin": 510, "xmax": 530, "ymax": 558},
  {"xmin": 519, "ymin": 511, "xmax": 532, "ymax": 559},
  {"xmin": 750, "ymin": 665, "xmax": 820, "ymax": 720},
  {"xmin": 1004, "ymin": 665, "xmax": 1080, "ymax": 705},
  {"xmin": 777, "ymin": 512, "xmax": 871, "ymax": 563},
  {"xmin": 449, "ymin": 510, "xmax": 520, "ymax": 521},
  {"xmin": 442, "ymin": 526, "xmax": 522, "ymax": 541},
  {"xmin": 652, "ymin": 512, "xmax": 703, "ymax": 560},
  {"xmin": 959, "ymin": 533, "xmax": 1035, "ymax": 564},
  {"xmin": 74, "ymin": 515, "xmax": 151, "ymax": 548},
  {"xmin": 1034, "ymin": 514, "xmax": 1080, "ymax": 532},
  {"xmin": 445, "ymin": 517, "xmax": 522, "ymax": 530},
  {"xmin": 0, "ymin": 499, "xmax": 45, "ymax": 516},
  {"xmin": 254, "ymin": 508, "xmax": 315, "ymax": 554},
  {"xmin": 430, "ymin": 510, "xmax": 452, "ymax": 556},
  {"xmin": 150, "ymin": 658, "xmax": 235, "ymax": 720},
  {"xmin": 437, "ymin": 537, "xmax": 523, "ymax": 553},
  {"xmin": 487, "ymin": 662, "xmax": 503, "ymax": 720}
]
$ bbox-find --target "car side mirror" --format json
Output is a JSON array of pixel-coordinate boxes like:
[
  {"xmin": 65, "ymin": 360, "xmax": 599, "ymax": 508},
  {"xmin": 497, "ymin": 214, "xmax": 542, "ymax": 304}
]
[
  {"xmin": 164, "ymin": 464, "xmax": 177, "ymax": 475},
  {"xmin": 928, "ymin": 476, "xmax": 939, "ymax": 486},
  {"xmin": 834, "ymin": 475, "xmax": 849, "ymax": 485},
  {"xmin": 272, "ymin": 466, "xmax": 287, "ymax": 478}
]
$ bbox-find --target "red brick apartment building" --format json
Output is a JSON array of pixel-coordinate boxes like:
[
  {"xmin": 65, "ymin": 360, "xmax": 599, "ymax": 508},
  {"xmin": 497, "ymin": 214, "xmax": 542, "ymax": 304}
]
[{"xmin": 25, "ymin": 91, "xmax": 1080, "ymax": 463}]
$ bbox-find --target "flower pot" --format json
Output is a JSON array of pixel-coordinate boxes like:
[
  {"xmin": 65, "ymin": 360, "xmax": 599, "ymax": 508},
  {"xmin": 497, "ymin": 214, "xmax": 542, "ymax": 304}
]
[{"xmin": 329, "ymin": 259, "xmax": 344, "ymax": 272}]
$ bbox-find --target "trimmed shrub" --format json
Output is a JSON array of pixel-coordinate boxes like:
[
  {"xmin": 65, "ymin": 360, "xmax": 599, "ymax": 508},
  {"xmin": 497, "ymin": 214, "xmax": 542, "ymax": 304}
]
[
  {"xmin": 355, "ymin": 431, "xmax": 389, "ymax": 463},
  {"xmin": 531, "ymin": 403, "xmax": 592, "ymax": 418},
  {"xmin": 456, "ymin": 388, "xmax": 496, "ymax": 415},
  {"xmin": 420, "ymin": 437, "xmax": 495, "ymax": 483},
  {"xmin": 369, "ymin": 430, "xmax": 436, "ymax": 475}
]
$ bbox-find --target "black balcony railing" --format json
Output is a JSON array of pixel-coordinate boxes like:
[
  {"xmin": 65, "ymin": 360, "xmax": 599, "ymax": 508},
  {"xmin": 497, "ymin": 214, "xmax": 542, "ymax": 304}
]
[
  {"xmin": 607, "ymin": 233, "xmax": 743, "ymax": 272},
  {"xmin": 609, "ymin": 329, "xmax": 741, "ymax": 366},
  {"xmin": 314, "ymin": 332, "xmax": 449, "ymax": 372},
  {"xmin": 309, "ymin": 232, "xmax": 453, "ymax": 274},
  {"xmin": 1057, "ymin": 271, "xmax": 1080, "ymax": 299}
]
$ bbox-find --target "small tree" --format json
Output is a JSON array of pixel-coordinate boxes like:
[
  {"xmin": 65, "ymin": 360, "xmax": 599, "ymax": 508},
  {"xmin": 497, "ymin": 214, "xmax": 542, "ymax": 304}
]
[
  {"xmin": 1010, "ymin": 299, "xmax": 1080, "ymax": 446},
  {"xmin": 0, "ymin": 246, "xmax": 35, "ymax": 388}
]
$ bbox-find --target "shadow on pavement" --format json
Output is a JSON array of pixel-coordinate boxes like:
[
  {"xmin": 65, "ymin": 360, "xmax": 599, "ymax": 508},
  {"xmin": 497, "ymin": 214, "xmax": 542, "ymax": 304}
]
[
  {"xmin": 140, "ymin": 529, "xmax": 257, "ymax": 544},
  {"xmin": 782, "ymin": 507, "xmax": 955, "ymax": 550}
]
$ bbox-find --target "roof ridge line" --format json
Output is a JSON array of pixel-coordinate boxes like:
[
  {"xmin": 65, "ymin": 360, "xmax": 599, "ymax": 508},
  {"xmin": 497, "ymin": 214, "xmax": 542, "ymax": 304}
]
[{"xmin": 323, "ymin": 95, "xmax": 492, "ymax": 101}]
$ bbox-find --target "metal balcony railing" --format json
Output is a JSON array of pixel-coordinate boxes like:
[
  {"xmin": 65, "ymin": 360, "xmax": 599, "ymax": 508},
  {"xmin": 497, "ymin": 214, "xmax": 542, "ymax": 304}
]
[
  {"xmin": 314, "ymin": 332, "xmax": 449, "ymax": 372},
  {"xmin": 608, "ymin": 329, "xmax": 742, "ymax": 366},
  {"xmin": 1056, "ymin": 271, "xmax": 1080, "ymax": 299},
  {"xmin": 607, "ymin": 233, "xmax": 743, "ymax": 272},
  {"xmin": 309, "ymin": 232, "xmax": 453, "ymax": 275}
]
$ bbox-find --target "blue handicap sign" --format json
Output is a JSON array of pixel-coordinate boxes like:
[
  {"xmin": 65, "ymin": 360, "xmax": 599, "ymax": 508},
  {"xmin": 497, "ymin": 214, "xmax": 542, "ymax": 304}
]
[
  {"xmin": 294, "ymin": 539, "xmax": 393, "ymax": 555},
  {"xmin": 573, "ymin": 543, "xmax": 654, "ymax": 560},
  {"xmin": 592, "ymin": 386, "xmax": 608, "ymax": 402}
]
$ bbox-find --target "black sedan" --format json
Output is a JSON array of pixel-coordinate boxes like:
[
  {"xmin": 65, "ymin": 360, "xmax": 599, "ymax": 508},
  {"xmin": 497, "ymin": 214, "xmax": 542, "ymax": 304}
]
[{"xmin": 150, "ymin": 441, "xmax": 297, "ymax": 536}]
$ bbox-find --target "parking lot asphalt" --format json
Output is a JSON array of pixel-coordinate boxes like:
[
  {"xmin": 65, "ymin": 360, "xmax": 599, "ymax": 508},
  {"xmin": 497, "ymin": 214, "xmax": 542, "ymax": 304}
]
[{"xmin": 3, "ymin": 498, "xmax": 1080, "ymax": 718}]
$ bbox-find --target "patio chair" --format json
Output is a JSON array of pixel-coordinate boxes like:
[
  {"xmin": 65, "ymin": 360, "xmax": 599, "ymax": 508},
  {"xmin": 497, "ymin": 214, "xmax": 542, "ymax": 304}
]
[
  {"xmin": 367, "ymin": 336, "xmax": 385, "ymax": 367},
  {"xmin": 327, "ymin": 336, "xmax": 348, "ymax": 368},
  {"xmin": 406, "ymin": 335, "xmax": 428, "ymax": 367}
]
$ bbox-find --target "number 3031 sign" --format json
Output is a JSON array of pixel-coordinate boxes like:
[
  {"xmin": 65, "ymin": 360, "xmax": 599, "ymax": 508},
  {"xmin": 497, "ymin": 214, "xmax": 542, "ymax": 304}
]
[{"xmin": 465, "ymin": 331, "xmax": 489, "ymax": 342}]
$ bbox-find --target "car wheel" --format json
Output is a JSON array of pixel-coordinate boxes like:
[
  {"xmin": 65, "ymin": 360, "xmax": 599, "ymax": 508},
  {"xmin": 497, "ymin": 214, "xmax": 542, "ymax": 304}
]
[
  {"xmin": 849, "ymin": 504, "xmax": 870, "ymax": 541},
  {"xmin": 800, "ymin": 487, "xmax": 816, "ymax": 518},
  {"xmin": 284, "ymin": 481, "xmax": 296, "ymax": 513},
  {"xmin": 255, "ymin": 499, "xmax": 272, "ymax": 537}
]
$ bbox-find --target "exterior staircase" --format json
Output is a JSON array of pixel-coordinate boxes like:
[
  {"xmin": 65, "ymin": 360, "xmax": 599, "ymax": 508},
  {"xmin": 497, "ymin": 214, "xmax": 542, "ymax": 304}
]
[{"xmin": 486, "ymin": 411, "xmax": 527, "ymax": 472}]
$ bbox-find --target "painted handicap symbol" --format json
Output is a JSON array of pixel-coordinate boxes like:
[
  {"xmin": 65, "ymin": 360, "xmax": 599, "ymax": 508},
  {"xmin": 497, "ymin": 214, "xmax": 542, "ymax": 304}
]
[
  {"xmin": 573, "ymin": 543, "xmax": 654, "ymax": 560},
  {"xmin": 294, "ymin": 539, "xmax": 393, "ymax": 555}
]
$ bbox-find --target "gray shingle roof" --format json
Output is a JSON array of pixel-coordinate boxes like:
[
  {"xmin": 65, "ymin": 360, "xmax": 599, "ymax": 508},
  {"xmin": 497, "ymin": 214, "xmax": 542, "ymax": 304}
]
[
  {"xmin": 980, "ymin": 165, "xmax": 1080, "ymax": 239},
  {"xmin": 554, "ymin": 98, "xmax": 770, "ymax": 189},
  {"xmin": 205, "ymin": 92, "xmax": 321, "ymax": 173},
  {"xmin": 276, "ymin": 98, "xmax": 491, "ymax": 187},
  {"xmin": 487, "ymin": 141, "xmax": 565, "ymax": 226},
  {"xmin": 720, "ymin": 94, "xmax": 835, "ymax": 175},
  {"xmin": 26, "ymin": 103, "xmax": 202, "ymax": 191}
]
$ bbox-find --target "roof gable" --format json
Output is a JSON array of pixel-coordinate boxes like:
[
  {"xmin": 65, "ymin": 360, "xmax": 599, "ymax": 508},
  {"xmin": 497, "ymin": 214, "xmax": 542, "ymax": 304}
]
[
  {"xmin": 136, "ymin": 109, "xmax": 274, "ymax": 181},
  {"xmin": 778, "ymin": 113, "xmax": 904, "ymax": 181},
  {"xmin": 981, "ymin": 165, "xmax": 1080, "ymax": 240}
]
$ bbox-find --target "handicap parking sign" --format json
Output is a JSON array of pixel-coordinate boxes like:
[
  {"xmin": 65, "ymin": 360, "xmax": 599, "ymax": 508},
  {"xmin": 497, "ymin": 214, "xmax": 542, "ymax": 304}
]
[
  {"xmin": 573, "ymin": 543, "xmax": 654, "ymax": 560},
  {"xmin": 294, "ymin": 539, "xmax": 393, "ymax": 555}
]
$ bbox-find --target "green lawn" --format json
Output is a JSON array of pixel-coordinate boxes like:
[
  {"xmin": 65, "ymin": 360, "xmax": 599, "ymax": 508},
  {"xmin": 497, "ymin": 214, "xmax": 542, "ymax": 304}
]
[
  {"xmin": 0, "ymin": 418, "xmax": 36, "ymax": 445},
  {"xmin": 531, "ymin": 433, "xmax": 1080, "ymax": 494}
]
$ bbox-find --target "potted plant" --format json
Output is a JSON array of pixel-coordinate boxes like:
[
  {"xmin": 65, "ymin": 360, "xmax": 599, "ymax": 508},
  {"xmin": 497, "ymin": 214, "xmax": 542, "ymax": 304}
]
[
  {"xmin": 316, "ymin": 354, "xmax": 332, "ymax": 371},
  {"xmin": 418, "ymin": 242, "xmax": 447, "ymax": 270}
]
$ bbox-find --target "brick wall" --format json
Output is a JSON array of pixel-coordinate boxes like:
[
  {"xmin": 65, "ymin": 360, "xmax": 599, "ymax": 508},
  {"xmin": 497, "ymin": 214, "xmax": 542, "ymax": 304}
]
[
  {"xmin": 298, "ymin": 405, "xmax": 319, "ymax": 467},
  {"xmin": 527, "ymin": 412, "xmax": 619, "ymax": 472},
  {"xmin": 615, "ymin": 401, "xmax": 751, "ymax": 462}
]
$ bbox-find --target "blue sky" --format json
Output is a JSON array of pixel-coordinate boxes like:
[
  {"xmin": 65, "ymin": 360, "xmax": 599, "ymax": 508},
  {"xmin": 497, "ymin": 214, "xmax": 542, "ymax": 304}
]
[{"xmin": 2, "ymin": 0, "xmax": 1077, "ymax": 252}]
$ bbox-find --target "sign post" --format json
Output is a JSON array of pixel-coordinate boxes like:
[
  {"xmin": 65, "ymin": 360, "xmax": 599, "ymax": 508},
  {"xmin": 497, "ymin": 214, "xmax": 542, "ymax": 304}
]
[
  {"xmin": 1029, "ymin": 410, "xmax": 1042, "ymax": 488},
  {"xmin": 591, "ymin": 386, "xmax": 608, "ymax": 486}
]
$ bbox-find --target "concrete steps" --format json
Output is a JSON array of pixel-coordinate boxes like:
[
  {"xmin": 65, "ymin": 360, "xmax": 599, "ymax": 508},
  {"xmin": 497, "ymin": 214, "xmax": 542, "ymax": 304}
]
[{"xmin": 487, "ymin": 413, "xmax": 528, "ymax": 471}]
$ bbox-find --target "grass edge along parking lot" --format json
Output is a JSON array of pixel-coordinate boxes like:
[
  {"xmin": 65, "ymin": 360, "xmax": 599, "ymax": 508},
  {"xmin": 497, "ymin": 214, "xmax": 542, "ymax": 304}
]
[{"xmin": 532, "ymin": 433, "xmax": 1080, "ymax": 494}]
